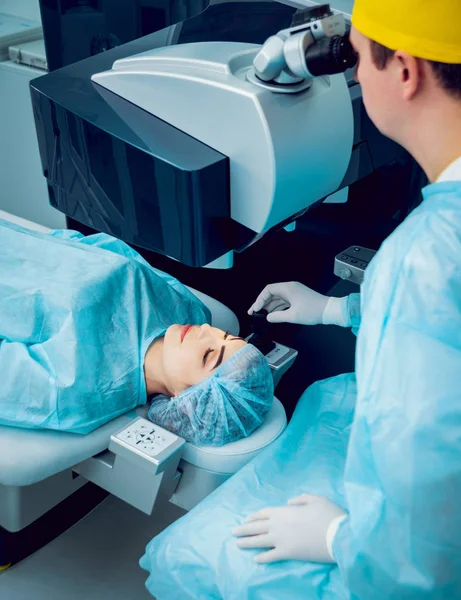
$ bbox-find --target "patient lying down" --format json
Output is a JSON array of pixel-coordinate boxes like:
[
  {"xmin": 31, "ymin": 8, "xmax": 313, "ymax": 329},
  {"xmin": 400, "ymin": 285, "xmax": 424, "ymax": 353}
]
[
  {"xmin": 144, "ymin": 324, "xmax": 273, "ymax": 446},
  {"xmin": 129, "ymin": 253, "xmax": 274, "ymax": 447},
  {"xmin": 0, "ymin": 219, "xmax": 273, "ymax": 446}
]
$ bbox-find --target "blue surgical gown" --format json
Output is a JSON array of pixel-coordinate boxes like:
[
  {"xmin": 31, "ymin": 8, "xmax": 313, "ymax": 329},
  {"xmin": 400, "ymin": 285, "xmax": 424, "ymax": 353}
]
[
  {"xmin": 0, "ymin": 220, "xmax": 210, "ymax": 434},
  {"xmin": 140, "ymin": 180, "xmax": 461, "ymax": 599}
]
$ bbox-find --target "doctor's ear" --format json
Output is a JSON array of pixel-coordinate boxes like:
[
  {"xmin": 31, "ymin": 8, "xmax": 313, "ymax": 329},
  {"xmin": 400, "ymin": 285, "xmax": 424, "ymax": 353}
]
[{"xmin": 395, "ymin": 52, "xmax": 422, "ymax": 101}]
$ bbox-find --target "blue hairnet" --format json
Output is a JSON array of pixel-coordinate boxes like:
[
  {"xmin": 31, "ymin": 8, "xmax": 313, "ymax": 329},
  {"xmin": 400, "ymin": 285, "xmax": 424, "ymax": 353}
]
[{"xmin": 147, "ymin": 344, "xmax": 274, "ymax": 446}]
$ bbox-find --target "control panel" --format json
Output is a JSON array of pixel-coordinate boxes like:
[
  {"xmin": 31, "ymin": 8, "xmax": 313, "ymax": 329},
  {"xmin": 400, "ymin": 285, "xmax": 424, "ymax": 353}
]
[
  {"xmin": 265, "ymin": 341, "xmax": 298, "ymax": 387},
  {"xmin": 109, "ymin": 417, "xmax": 185, "ymax": 475},
  {"xmin": 334, "ymin": 245, "xmax": 376, "ymax": 285}
]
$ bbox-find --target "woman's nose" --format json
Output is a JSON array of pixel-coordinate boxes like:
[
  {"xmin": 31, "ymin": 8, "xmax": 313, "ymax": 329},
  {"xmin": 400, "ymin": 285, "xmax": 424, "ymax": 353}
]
[{"xmin": 197, "ymin": 323, "xmax": 212, "ymax": 340}]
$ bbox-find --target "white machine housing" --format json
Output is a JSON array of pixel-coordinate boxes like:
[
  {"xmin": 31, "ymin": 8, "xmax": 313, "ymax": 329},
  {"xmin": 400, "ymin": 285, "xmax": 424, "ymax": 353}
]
[{"xmin": 92, "ymin": 41, "xmax": 354, "ymax": 235}]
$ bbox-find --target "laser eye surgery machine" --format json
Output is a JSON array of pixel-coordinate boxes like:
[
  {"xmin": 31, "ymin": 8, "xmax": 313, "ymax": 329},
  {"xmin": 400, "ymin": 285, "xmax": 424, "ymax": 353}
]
[{"xmin": 0, "ymin": 1, "xmax": 399, "ymax": 597}]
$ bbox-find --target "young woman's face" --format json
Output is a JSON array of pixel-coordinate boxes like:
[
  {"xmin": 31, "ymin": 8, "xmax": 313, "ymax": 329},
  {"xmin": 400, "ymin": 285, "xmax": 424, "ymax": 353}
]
[{"xmin": 162, "ymin": 324, "xmax": 247, "ymax": 396}]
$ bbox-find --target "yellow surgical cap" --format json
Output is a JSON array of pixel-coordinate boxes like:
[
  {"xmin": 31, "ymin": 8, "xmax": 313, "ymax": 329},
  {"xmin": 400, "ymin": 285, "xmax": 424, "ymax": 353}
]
[{"xmin": 352, "ymin": 0, "xmax": 461, "ymax": 64}]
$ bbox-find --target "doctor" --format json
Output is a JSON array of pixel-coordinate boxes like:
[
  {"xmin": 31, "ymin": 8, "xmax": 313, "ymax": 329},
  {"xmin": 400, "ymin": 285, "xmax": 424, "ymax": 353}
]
[
  {"xmin": 140, "ymin": 0, "xmax": 461, "ymax": 596},
  {"xmin": 234, "ymin": 0, "xmax": 461, "ymax": 592}
]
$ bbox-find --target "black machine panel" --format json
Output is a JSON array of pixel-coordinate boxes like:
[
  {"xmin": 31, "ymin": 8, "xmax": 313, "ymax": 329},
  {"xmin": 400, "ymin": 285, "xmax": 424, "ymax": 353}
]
[
  {"xmin": 39, "ymin": 0, "xmax": 210, "ymax": 72},
  {"xmin": 33, "ymin": 1, "xmax": 298, "ymax": 266},
  {"xmin": 34, "ymin": 0, "xmax": 404, "ymax": 266}
]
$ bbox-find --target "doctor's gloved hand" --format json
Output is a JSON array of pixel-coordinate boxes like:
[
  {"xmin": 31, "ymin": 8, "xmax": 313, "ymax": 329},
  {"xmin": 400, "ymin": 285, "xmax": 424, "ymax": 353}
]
[
  {"xmin": 248, "ymin": 282, "xmax": 350, "ymax": 327},
  {"xmin": 232, "ymin": 495, "xmax": 347, "ymax": 564}
]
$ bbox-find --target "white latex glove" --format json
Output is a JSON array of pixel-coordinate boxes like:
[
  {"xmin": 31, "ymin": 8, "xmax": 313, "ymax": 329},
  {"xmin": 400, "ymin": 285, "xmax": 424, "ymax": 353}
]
[
  {"xmin": 248, "ymin": 282, "xmax": 349, "ymax": 327},
  {"xmin": 232, "ymin": 494, "xmax": 347, "ymax": 564}
]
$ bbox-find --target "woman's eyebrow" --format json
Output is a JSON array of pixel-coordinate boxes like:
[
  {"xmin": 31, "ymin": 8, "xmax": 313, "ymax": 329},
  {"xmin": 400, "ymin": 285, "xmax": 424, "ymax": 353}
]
[
  {"xmin": 212, "ymin": 346, "xmax": 226, "ymax": 370},
  {"xmin": 212, "ymin": 336, "xmax": 246, "ymax": 370}
]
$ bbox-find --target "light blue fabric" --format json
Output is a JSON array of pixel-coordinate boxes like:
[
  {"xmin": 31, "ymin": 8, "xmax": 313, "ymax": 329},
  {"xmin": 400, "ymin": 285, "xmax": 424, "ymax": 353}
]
[
  {"xmin": 346, "ymin": 292, "xmax": 361, "ymax": 335},
  {"xmin": 148, "ymin": 344, "xmax": 274, "ymax": 446},
  {"xmin": 0, "ymin": 219, "xmax": 210, "ymax": 434},
  {"xmin": 334, "ymin": 181, "xmax": 461, "ymax": 598},
  {"xmin": 140, "ymin": 181, "xmax": 461, "ymax": 599},
  {"xmin": 140, "ymin": 374, "xmax": 355, "ymax": 599}
]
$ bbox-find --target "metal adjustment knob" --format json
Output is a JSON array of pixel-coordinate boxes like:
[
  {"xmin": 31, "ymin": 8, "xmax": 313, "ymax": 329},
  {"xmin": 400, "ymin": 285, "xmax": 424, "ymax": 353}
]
[{"xmin": 339, "ymin": 268, "xmax": 352, "ymax": 280}]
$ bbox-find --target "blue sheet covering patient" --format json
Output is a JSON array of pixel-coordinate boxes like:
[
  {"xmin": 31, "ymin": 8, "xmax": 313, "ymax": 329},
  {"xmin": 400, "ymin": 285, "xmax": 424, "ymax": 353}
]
[{"xmin": 0, "ymin": 219, "xmax": 273, "ymax": 442}]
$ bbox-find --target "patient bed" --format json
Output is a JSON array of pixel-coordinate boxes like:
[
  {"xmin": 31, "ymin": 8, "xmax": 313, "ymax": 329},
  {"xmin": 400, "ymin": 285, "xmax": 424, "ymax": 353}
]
[{"xmin": 0, "ymin": 210, "xmax": 286, "ymax": 558}]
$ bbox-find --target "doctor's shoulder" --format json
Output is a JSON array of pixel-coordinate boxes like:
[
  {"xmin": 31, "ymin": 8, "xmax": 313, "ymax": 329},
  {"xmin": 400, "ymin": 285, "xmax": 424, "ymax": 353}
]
[
  {"xmin": 367, "ymin": 195, "xmax": 461, "ymax": 296},
  {"xmin": 396, "ymin": 195, "xmax": 461, "ymax": 297}
]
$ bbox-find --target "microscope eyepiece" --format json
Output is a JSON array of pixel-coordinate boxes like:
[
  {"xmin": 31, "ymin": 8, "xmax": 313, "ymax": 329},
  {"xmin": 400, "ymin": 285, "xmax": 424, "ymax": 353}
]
[
  {"xmin": 305, "ymin": 33, "xmax": 357, "ymax": 77},
  {"xmin": 250, "ymin": 8, "xmax": 356, "ymax": 92}
]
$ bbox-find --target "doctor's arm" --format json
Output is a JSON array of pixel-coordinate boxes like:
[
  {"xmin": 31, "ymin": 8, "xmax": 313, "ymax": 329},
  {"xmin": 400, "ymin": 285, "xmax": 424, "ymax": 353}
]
[
  {"xmin": 333, "ymin": 308, "xmax": 461, "ymax": 598},
  {"xmin": 249, "ymin": 282, "xmax": 361, "ymax": 331}
]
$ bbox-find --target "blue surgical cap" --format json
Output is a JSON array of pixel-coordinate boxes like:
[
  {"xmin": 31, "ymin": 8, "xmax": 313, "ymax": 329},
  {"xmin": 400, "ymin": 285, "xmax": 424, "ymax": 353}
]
[{"xmin": 147, "ymin": 344, "xmax": 274, "ymax": 446}]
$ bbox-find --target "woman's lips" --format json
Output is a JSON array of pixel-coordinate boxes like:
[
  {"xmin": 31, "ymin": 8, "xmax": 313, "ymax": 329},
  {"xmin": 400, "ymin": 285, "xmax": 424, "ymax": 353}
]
[{"xmin": 180, "ymin": 324, "xmax": 192, "ymax": 343}]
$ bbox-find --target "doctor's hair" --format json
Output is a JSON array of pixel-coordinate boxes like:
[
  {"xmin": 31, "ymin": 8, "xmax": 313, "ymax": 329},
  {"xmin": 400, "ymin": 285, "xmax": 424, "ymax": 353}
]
[{"xmin": 370, "ymin": 40, "xmax": 461, "ymax": 99}]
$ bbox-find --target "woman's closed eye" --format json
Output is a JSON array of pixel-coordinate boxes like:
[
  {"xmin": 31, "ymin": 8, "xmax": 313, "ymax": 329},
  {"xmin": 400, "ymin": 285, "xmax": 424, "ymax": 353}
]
[
  {"xmin": 202, "ymin": 331, "xmax": 230, "ymax": 367},
  {"xmin": 202, "ymin": 347, "xmax": 213, "ymax": 367}
]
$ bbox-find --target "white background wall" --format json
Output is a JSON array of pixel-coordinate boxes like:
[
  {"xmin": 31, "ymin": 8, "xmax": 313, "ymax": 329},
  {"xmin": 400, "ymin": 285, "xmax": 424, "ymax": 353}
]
[{"xmin": 0, "ymin": 0, "xmax": 66, "ymax": 228}]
